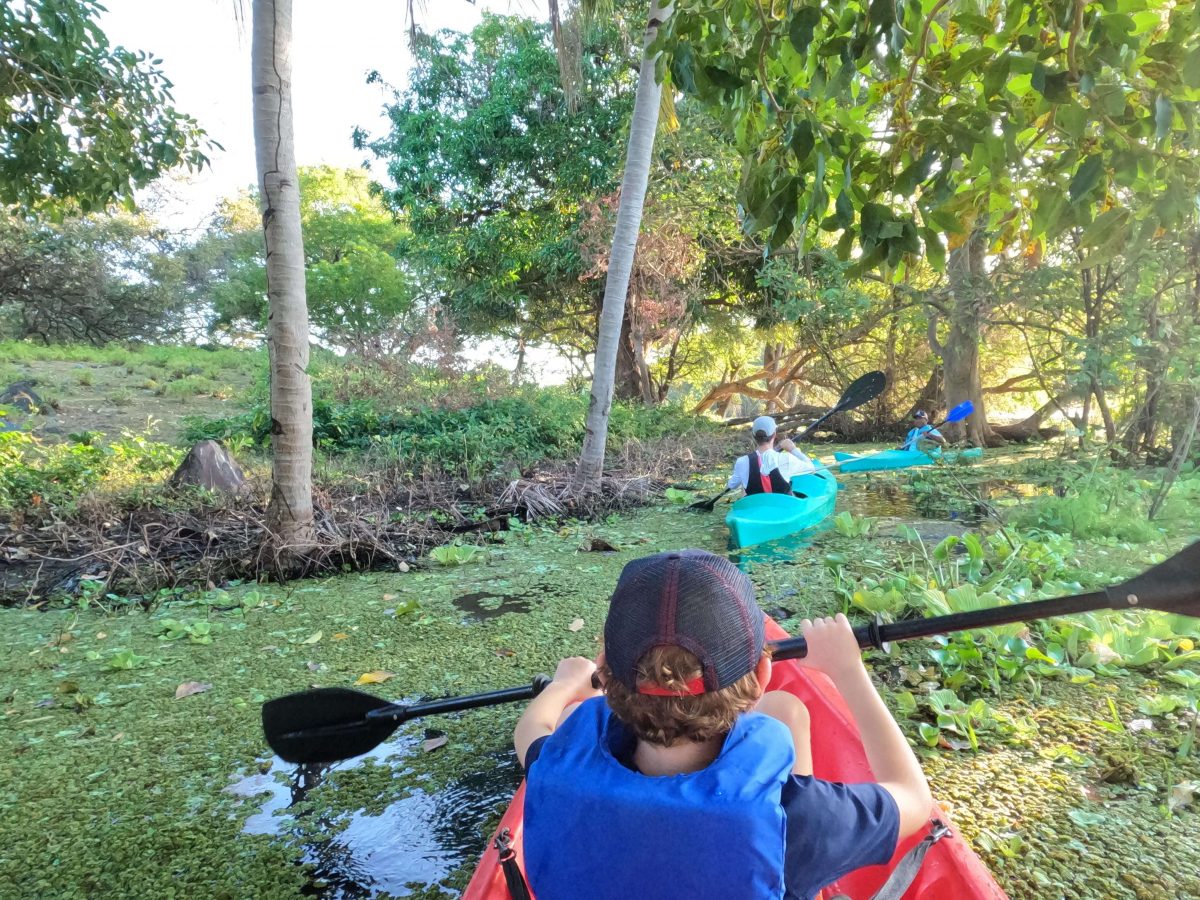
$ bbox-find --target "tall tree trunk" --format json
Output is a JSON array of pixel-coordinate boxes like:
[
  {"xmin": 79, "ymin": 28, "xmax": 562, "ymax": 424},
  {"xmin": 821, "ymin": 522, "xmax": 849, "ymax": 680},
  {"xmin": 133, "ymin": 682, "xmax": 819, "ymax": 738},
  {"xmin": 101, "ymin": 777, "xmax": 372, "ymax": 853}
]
[
  {"xmin": 253, "ymin": 0, "xmax": 315, "ymax": 552},
  {"xmin": 938, "ymin": 229, "xmax": 997, "ymax": 446},
  {"xmin": 1092, "ymin": 380, "xmax": 1116, "ymax": 443},
  {"xmin": 514, "ymin": 335, "xmax": 527, "ymax": 378},
  {"xmin": 614, "ymin": 308, "xmax": 643, "ymax": 401},
  {"xmin": 1123, "ymin": 296, "xmax": 1164, "ymax": 457},
  {"xmin": 574, "ymin": 0, "xmax": 672, "ymax": 493}
]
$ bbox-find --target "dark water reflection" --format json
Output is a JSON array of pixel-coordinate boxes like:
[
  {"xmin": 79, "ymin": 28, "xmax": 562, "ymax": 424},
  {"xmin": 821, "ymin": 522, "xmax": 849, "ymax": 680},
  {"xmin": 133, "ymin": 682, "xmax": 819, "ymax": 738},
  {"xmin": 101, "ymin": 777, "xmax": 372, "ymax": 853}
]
[
  {"xmin": 842, "ymin": 478, "xmax": 1052, "ymax": 524},
  {"xmin": 228, "ymin": 741, "xmax": 521, "ymax": 898},
  {"xmin": 452, "ymin": 591, "xmax": 532, "ymax": 623}
]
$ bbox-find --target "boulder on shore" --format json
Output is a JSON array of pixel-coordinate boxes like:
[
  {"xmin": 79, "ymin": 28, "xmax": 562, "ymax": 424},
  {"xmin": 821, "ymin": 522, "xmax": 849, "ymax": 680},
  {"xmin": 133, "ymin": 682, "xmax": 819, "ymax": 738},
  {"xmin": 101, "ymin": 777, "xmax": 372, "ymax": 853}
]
[
  {"xmin": 170, "ymin": 440, "xmax": 248, "ymax": 494},
  {"xmin": 1, "ymin": 381, "xmax": 44, "ymax": 413}
]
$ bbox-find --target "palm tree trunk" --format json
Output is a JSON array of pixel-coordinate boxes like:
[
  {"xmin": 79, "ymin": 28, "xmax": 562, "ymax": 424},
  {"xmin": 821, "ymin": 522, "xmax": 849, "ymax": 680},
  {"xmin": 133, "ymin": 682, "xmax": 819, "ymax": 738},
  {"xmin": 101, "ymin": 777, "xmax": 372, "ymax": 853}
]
[
  {"xmin": 253, "ymin": 0, "xmax": 315, "ymax": 553},
  {"xmin": 574, "ymin": 0, "xmax": 673, "ymax": 493}
]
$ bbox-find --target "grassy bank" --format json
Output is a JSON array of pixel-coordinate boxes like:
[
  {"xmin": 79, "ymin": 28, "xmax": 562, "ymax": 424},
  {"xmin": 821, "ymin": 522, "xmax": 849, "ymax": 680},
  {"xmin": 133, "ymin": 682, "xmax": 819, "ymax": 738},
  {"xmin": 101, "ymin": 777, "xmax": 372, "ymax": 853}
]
[{"xmin": 1, "ymin": 343, "xmax": 729, "ymax": 604}]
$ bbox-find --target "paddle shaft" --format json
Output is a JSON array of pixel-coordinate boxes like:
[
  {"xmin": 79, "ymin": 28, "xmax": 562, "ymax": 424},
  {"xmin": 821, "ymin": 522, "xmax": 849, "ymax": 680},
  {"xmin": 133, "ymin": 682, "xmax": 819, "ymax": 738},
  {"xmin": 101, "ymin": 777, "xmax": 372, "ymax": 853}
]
[
  {"xmin": 363, "ymin": 675, "xmax": 554, "ymax": 725},
  {"xmin": 769, "ymin": 588, "xmax": 1110, "ymax": 661},
  {"xmin": 372, "ymin": 586, "xmax": 1136, "ymax": 712},
  {"xmin": 793, "ymin": 378, "xmax": 883, "ymax": 441},
  {"xmin": 344, "ymin": 587, "xmax": 1115, "ymax": 717}
]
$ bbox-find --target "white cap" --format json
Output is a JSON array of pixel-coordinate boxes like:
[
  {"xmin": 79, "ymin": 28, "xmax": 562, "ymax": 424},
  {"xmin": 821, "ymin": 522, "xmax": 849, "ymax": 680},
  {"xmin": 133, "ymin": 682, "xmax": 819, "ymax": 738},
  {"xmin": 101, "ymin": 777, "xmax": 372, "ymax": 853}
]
[{"xmin": 751, "ymin": 415, "xmax": 777, "ymax": 437}]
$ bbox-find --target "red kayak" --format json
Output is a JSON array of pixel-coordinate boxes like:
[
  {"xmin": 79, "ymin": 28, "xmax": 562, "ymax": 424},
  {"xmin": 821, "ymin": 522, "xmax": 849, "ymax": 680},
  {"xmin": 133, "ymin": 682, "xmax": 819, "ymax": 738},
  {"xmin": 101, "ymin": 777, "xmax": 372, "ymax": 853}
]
[{"xmin": 462, "ymin": 618, "xmax": 1007, "ymax": 899}]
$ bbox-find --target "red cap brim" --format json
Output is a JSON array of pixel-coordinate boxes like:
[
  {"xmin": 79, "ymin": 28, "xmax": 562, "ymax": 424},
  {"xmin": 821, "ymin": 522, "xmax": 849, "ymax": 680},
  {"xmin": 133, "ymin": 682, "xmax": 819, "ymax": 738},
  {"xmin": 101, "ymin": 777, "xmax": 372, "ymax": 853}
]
[{"xmin": 636, "ymin": 676, "xmax": 706, "ymax": 697}]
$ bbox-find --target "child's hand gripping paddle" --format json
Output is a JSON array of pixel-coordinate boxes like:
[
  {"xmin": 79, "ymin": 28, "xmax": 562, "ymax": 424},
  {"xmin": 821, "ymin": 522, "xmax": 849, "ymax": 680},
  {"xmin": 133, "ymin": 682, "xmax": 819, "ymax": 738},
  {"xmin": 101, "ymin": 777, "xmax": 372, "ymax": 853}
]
[
  {"xmin": 262, "ymin": 541, "xmax": 1200, "ymax": 764},
  {"xmin": 687, "ymin": 371, "xmax": 887, "ymax": 512}
]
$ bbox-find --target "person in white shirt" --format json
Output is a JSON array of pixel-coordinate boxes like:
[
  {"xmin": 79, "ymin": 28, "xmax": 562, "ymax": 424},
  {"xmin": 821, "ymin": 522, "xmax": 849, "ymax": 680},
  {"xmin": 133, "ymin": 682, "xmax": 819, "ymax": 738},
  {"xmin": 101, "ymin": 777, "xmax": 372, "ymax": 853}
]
[{"xmin": 727, "ymin": 416, "xmax": 816, "ymax": 495}]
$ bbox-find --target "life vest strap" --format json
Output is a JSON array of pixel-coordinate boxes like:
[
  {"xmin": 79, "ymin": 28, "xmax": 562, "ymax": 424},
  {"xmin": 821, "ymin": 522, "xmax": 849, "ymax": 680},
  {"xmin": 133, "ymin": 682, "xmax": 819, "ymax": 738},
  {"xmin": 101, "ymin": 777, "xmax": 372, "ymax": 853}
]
[
  {"xmin": 495, "ymin": 828, "xmax": 532, "ymax": 900},
  {"xmin": 866, "ymin": 818, "xmax": 950, "ymax": 900}
]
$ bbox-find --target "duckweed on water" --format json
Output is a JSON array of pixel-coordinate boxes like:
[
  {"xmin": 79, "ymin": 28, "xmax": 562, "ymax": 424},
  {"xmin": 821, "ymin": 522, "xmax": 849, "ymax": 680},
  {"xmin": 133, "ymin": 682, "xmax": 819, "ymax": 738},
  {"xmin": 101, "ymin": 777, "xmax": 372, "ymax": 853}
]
[{"xmin": 2, "ymin": 462, "xmax": 1199, "ymax": 898}]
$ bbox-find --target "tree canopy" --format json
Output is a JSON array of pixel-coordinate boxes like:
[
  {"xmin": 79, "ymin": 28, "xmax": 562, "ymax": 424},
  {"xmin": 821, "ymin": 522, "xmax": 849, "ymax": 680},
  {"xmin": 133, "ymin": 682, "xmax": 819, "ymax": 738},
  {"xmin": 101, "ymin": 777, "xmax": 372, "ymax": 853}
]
[
  {"xmin": 1, "ymin": 0, "xmax": 211, "ymax": 213},
  {"xmin": 0, "ymin": 211, "xmax": 188, "ymax": 344},
  {"xmin": 358, "ymin": 12, "xmax": 640, "ymax": 348},
  {"xmin": 194, "ymin": 166, "xmax": 417, "ymax": 354},
  {"xmin": 661, "ymin": 0, "xmax": 1200, "ymax": 268}
]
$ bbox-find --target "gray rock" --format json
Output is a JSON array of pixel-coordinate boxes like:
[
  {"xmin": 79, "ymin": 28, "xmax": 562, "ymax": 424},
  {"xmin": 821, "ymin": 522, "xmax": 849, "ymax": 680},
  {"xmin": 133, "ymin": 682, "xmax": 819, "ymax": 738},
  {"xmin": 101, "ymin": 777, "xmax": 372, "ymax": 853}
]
[
  {"xmin": 1, "ymin": 381, "xmax": 43, "ymax": 413},
  {"xmin": 170, "ymin": 440, "xmax": 248, "ymax": 494}
]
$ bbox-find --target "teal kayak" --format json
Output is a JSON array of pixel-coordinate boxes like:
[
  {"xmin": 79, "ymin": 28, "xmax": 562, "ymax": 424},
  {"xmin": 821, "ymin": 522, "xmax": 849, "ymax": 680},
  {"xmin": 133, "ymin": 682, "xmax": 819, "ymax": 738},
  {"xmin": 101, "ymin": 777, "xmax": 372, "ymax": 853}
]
[
  {"xmin": 725, "ymin": 471, "xmax": 839, "ymax": 549},
  {"xmin": 833, "ymin": 446, "xmax": 983, "ymax": 473}
]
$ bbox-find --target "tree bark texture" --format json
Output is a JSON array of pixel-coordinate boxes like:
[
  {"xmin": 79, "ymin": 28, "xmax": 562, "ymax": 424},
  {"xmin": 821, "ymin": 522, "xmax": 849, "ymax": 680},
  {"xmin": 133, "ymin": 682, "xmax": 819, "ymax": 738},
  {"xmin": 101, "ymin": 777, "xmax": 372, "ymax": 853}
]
[
  {"xmin": 574, "ymin": 0, "xmax": 672, "ymax": 493},
  {"xmin": 938, "ymin": 229, "xmax": 998, "ymax": 446},
  {"xmin": 253, "ymin": 0, "xmax": 315, "ymax": 551}
]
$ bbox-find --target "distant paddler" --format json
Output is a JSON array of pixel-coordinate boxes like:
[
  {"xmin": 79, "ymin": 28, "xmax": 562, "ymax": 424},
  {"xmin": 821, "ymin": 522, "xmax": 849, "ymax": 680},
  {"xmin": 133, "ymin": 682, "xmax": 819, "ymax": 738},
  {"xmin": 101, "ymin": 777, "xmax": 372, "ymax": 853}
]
[{"xmin": 900, "ymin": 410, "xmax": 948, "ymax": 452}]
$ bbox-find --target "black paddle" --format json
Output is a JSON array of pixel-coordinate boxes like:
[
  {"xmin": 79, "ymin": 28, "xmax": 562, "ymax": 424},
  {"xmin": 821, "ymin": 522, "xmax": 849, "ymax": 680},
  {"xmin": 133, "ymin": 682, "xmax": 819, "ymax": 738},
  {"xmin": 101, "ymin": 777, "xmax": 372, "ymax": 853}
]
[
  {"xmin": 687, "ymin": 371, "xmax": 887, "ymax": 512},
  {"xmin": 262, "ymin": 541, "xmax": 1200, "ymax": 764}
]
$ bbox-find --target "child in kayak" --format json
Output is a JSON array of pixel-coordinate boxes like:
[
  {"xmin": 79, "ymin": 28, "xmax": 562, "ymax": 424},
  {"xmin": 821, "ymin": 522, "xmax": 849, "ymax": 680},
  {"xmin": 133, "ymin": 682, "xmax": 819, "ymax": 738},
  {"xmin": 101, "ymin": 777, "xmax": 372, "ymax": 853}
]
[
  {"xmin": 727, "ymin": 414, "xmax": 816, "ymax": 494},
  {"xmin": 901, "ymin": 410, "xmax": 948, "ymax": 451},
  {"xmin": 513, "ymin": 549, "xmax": 933, "ymax": 900}
]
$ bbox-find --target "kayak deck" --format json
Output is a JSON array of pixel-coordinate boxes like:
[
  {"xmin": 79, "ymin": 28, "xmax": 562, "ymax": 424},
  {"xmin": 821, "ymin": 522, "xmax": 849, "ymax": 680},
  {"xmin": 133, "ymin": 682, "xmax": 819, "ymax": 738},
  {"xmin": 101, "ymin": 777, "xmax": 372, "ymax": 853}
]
[
  {"xmin": 725, "ymin": 471, "xmax": 839, "ymax": 549},
  {"xmin": 834, "ymin": 446, "xmax": 983, "ymax": 473},
  {"xmin": 461, "ymin": 618, "xmax": 1007, "ymax": 900}
]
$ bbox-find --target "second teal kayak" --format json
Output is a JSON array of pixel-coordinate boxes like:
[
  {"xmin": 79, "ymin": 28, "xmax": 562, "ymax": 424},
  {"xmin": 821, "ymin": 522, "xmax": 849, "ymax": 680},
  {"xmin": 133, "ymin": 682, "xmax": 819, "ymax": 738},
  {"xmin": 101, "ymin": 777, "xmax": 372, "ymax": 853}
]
[
  {"xmin": 833, "ymin": 446, "xmax": 983, "ymax": 473},
  {"xmin": 725, "ymin": 471, "xmax": 839, "ymax": 549}
]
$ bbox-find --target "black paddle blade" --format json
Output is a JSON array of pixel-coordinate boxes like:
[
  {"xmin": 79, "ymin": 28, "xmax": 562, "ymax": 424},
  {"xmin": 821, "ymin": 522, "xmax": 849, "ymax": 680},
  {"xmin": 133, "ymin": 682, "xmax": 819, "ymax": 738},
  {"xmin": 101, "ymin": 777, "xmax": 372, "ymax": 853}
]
[
  {"xmin": 1107, "ymin": 541, "xmax": 1200, "ymax": 617},
  {"xmin": 794, "ymin": 371, "xmax": 887, "ymax": 442},
  {"xmin": 836, "ymin": 370, "xmax": 887, "ymax": 413},
  {"xmin": 262, "ymin": 687, "xmax": 402, "ymax": 764},
  {"xmin": 687, "ymin": 486, "xmax": 730, "ymax": 512}
]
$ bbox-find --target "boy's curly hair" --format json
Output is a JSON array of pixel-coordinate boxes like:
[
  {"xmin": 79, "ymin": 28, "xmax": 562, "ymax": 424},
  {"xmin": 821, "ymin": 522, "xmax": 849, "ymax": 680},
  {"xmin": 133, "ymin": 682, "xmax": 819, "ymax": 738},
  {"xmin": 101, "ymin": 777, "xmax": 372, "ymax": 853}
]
[{"xmin": 600, "ymin": 644, "xmax": 765, "ymax": 746}]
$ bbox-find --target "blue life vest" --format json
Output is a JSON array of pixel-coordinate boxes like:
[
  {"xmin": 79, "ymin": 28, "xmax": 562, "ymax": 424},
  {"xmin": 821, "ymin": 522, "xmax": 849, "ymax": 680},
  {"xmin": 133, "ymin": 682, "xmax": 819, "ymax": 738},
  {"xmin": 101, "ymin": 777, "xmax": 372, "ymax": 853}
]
[
  {"xmin": 902, "ymin": 424, "xmax": 937, "ymax": 450},
  {"xmin": 524, "ymin": 697, "xmax": 794, "ymax": 900}
]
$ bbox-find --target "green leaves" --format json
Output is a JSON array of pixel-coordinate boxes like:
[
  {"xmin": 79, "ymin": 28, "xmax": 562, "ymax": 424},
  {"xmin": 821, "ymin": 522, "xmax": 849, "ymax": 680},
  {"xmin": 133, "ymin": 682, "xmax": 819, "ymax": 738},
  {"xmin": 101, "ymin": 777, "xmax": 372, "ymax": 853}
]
[
  {"xmin": 789, "ymin": 121, "xmax": 815, "ymax": 164},
  {"xmin": 788, "ymin": 7, "xmax": 822, "ymax": 57},
  {"xmin": 1069, "ymin": 156, "xmax": 1105, "ymax": 203},
  {"xmin": 106, "ymin": 649, "xmax": 148, "ymax": 671},
  {"xmin": 1079, "ymin": 208, "xmax": 1132, "ymax": 265},
  {"xmin": 1031, "ymin": 64, "xmax": 1072, "ymax": 103},
  {"xmin": 430, "ymin": 544, "xmax": 484, "ymax": 566},
  {"xmin": 1185, "ymin": 47, "xmax": 1200, "ymax": 88},
  {"xmin": 1, "ymin": 0, "xmax": 212, "ymax": 212},
  {"xmin": 662, "ymin": 0, "xmax": 1200, "ymax": 270}
]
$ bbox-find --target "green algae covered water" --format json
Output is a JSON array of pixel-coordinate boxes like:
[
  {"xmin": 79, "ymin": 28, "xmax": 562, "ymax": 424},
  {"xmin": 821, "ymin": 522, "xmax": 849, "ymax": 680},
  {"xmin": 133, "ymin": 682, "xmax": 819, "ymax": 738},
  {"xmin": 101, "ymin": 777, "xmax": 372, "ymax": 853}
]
[{"xmin": 2, "ymin": 455, "xmax": 1198, "ymax": 899}]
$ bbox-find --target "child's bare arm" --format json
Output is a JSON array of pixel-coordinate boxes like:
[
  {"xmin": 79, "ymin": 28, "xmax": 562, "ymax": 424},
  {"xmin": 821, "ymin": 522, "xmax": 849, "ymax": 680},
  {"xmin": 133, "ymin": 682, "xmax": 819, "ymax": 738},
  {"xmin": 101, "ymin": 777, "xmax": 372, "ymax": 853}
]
[
  {"xmin": 513, "ymin": 657, "xmax": 601, "ymax": 766},
  {"xmin": 796, "ymin": 615, "xmax": 933, "ymax": 838},
  {"xmin": 755, "ymin": 691, "xmax": 813, "ymax": 775}
]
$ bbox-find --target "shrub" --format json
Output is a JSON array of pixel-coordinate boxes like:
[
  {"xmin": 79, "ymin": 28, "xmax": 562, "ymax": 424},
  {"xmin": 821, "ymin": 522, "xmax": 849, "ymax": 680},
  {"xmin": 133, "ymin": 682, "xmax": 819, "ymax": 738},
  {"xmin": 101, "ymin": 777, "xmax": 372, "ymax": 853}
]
[
  {"xmin": 0, "ymin": 431, "xmax": 182, "ymax": 513},
  {"xmin": 164, "ymin": 376, "xmax": 219, "ymax": 399},
  {"xmin": 183, "ymin": 387, "xmax": 713, "ymax": 480}
]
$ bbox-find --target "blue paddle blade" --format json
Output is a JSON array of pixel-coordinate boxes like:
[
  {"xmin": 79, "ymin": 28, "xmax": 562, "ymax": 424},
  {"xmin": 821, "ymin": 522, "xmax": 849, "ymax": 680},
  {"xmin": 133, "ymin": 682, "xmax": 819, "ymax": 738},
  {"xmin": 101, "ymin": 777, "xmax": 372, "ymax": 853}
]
[{"xmin": 944, "ymin": 401, "xmax": 974, "ymax": 423}]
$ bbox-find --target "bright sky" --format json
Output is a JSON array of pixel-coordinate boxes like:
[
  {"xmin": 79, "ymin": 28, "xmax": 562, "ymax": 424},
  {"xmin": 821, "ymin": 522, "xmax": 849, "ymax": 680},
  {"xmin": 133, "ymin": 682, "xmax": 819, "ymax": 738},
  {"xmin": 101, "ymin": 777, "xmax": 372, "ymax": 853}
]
[
  {"xmin": 97, "ymin": 0, "xmax": 573, "ymax": 381},
  {"xmin": 97, "ymin": 0, "xmax": 529, "ymax": 231}
]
